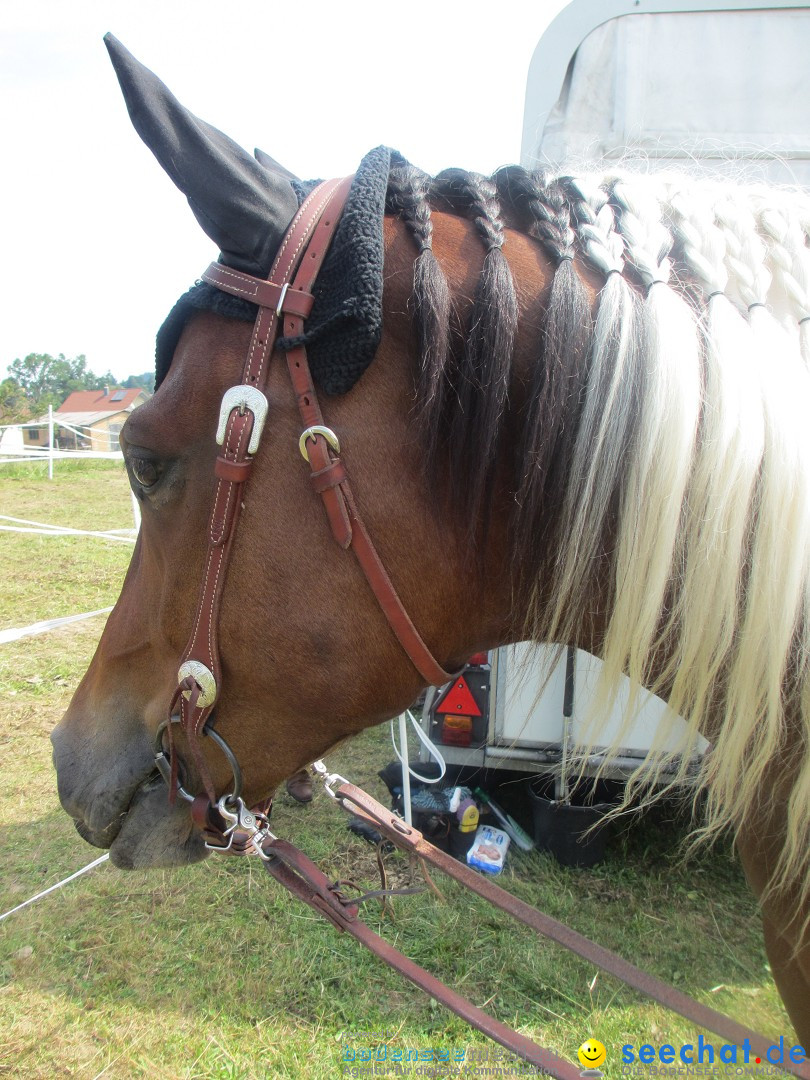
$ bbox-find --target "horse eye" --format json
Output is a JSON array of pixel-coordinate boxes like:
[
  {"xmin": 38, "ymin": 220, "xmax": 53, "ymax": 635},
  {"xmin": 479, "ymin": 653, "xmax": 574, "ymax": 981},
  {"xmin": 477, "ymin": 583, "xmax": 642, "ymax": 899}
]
[{"xmin": 130, "ymin": 457, "xmax": 160, "ymax": 489}]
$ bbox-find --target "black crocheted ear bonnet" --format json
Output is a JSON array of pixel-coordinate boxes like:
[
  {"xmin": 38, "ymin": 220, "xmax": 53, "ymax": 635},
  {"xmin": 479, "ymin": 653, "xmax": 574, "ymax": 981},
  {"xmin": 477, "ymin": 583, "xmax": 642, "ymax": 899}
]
[{"xmin": 155, "ymin": 145, "xmax": 391, "ymax": 396}]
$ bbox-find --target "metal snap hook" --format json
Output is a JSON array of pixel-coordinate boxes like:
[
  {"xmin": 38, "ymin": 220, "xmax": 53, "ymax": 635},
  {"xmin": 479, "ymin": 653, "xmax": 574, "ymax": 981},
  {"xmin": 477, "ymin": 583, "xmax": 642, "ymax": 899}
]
[{"xmin": 311, "ymin": 758, "xmax": 348, "ymax": 799}]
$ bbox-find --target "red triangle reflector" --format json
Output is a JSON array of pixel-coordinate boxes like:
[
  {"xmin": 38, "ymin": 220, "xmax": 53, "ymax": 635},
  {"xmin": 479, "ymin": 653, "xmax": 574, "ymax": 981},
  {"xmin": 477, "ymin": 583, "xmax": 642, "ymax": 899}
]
[{"xmin": 435, "ymin": 675, "xmax": 482, "ymax": 717}]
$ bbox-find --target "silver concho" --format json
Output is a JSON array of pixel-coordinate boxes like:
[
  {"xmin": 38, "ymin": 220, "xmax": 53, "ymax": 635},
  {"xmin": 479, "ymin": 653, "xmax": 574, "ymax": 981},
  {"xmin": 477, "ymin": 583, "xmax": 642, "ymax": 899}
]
[
  {"xmin": 216, "ymin": 385, "xmax": 269, "ymax": 456},
  {"xmin": 178, "ymin": 660, "xmax": 218, "ymax": 708}
]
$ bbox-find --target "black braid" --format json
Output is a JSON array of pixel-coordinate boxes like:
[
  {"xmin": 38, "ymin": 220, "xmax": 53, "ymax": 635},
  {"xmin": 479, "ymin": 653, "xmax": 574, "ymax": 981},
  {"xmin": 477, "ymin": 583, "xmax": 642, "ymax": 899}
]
[
  {"xmin": 386, "ymin": 154, "xmax": 433, "ymax": 249},
  {"xmin": 557, "ymin": 173, "xmax": 595, "ymax": 241},
  {"xmin": 495, "ymin": 165, "xmax": 576, "ymax": 265},
  {"xmin": 431, "ymin": 169, "xmax": 518, "ymax": 536},
  {"xmin": 495, "ymin": 167, "xmax": 593, "ymax": 569},
  {"xmin": 385, "ymin": 157, "xmax": 452, "ymax": 474}
]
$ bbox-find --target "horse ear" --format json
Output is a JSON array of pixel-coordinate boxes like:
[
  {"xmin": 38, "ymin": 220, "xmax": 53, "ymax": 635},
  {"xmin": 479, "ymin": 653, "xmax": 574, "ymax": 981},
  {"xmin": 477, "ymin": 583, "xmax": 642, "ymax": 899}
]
[
  {"xmin": 254, "ymin": 147, "xmax": 299, "ymax": 183},
  {"xmin": 104, "ymin": 34, "xmax": 299, "ymax": 275}
]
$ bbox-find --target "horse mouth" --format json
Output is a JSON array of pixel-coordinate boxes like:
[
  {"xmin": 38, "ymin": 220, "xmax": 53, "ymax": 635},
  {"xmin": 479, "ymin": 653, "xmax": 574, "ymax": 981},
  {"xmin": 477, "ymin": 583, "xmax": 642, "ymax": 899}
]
[
  {"xmin": 70, "ymin": 768, "xmax": 163, "ymax": 847},
  {"xmin": 71, "ymin": 769, "xmax": 207, "ymax": 869}
]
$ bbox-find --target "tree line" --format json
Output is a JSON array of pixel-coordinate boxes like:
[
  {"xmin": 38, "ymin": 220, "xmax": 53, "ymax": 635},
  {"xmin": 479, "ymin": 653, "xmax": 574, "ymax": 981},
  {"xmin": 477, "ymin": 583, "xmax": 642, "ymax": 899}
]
[{"xmin": 1, "ymin": 353, "xmax": 152, "ymax": 423}]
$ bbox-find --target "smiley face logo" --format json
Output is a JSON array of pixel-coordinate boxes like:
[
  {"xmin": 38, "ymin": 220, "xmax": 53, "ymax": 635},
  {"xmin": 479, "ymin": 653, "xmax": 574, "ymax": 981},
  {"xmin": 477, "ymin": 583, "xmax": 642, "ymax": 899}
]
[{"xmin": 577, "ymin": 1038, "xmax": 607, "ymax": 1069}]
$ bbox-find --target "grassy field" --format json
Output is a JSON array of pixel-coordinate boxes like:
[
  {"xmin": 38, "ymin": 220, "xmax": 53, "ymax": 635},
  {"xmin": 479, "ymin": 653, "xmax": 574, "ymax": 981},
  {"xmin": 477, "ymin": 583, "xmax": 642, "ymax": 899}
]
[{"xmin": 0, "ymin": 460, "xmax": 795, "ymax": 1079}]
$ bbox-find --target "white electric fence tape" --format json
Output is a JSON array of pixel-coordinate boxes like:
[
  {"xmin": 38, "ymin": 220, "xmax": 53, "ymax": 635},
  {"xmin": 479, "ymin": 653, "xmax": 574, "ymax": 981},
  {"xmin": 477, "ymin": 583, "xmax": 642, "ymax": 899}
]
[
  {"xmin": 389, "ymin": 709, "xmax": 447, "ymax": 784},
  {"xmin": 0, "ymin": 470, "xmax": 132, "ymax": 921},
  {"xmin": 0, "ymin": 514, "xmax": 136, "ymax": 543},
  {"xmin": 0, "ymin": 607, "xmax": 114, "ymax": 645},
  {"xmin": 0, "ymin": 853, "xmax": 110, "ymax": 922},
  {"xmin": 0, "ymin": 451, "xmax": 123, "ymax": 462}
]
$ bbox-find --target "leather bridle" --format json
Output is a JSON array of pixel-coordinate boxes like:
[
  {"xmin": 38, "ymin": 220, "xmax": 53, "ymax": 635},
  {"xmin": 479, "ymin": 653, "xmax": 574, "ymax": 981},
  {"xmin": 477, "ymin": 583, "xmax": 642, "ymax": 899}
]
[
  {"xmin": 149, "ymin": 178, "xmax": 810, "ymax": 1080},
  {"xmin": 155, "ymin": 176, "xmax": 456, "ymax": 810}
]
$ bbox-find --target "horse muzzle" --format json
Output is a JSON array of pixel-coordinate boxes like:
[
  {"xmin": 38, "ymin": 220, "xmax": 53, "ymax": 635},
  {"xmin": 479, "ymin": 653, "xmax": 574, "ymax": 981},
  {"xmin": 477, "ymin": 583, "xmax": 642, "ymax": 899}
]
[{"xmin": 50, "ymin": 718, "xmax": 206, "ymax": 868}]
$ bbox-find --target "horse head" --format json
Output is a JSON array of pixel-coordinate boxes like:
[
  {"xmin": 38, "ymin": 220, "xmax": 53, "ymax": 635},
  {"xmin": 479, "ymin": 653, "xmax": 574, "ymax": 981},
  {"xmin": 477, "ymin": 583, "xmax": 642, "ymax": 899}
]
[
  {"xmin": 51, "ymin": 37, "xmax": 539, "ymax": 868},
  {"xmin": 52, "ymin": 25, "xmax": 810, "ymax": 934}
]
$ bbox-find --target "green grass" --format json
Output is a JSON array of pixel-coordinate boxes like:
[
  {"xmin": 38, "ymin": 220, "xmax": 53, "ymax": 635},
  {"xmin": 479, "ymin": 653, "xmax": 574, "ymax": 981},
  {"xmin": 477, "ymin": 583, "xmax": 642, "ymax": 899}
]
[
  {"xmin": 0, "ymin": 463, "xmax": 795, "ymax": 1079},
  {"xmin": 0, "ymin": 458, "xmax": 135, "ymax": 633}
]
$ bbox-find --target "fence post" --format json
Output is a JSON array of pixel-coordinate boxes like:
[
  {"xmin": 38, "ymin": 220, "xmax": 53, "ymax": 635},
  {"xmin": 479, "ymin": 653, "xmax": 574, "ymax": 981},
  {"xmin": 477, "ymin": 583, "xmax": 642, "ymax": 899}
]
[
  {"xmin": 398, "ymin": 711, "xmax": 413, "ymax": 826},
  {"xmin": 48, "ymin": 405, "xmax": 54, "ymax": 480},
  {"xmin": 130, "ymin": 490, "xmax": 141, "ymax": 534}
]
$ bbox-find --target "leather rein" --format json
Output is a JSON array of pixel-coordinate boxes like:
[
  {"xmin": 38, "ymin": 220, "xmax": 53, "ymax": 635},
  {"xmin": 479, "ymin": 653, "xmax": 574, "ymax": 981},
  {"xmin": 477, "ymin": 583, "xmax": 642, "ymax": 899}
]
[{"xmin": 153, "ymin": 178, "xmax": 810, "ymax": 1080}]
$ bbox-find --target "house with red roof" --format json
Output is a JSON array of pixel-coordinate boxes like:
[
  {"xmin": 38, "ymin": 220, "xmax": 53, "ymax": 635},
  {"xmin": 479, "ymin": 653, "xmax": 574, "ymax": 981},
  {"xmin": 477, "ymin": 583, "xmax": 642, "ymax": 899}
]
[{"xmin": 24, "ymin": 386, "xmax": 150, "ymax": 451}]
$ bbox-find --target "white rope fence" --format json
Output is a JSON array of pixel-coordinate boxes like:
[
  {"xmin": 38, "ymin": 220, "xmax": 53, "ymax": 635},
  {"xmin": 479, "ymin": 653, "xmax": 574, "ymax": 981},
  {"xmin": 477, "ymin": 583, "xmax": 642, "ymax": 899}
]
[
  {"xmin": 0, "ymin": 443, "xmax": 139, "ymax": 924},
  {"xmin": 0, "ymin": 414, "xmax": 120, "ymax": 443},
  {"xmin": 0, "ymin": 409, "xmax": 125, "ymax": 475},
  {"xmin": 0, "ymin": 509, "xmax": 137, "ymax": 642},
  {"xmin": 49, "ymin": 417, "xmax": 117, "ymax": 448},
  {"xmin": 0, "ymin": 607, "xmax": 115, "ymax": 645},
  {"xmin": 0, "ymin": 514, "xmax": 137, "ymax": 544},
  {"xmin": 0, "ymin": 854, "xmax": 110, "ymax": 922},
  {"xmin": 0, "ymin": 451, "xmax": 122, "ymax": 463}
]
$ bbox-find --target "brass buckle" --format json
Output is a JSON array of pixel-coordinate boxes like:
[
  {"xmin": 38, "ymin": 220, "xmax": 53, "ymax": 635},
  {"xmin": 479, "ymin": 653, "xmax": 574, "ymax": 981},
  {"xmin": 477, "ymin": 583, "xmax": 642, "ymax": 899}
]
[{"xmin": 298, "ymin": 425, "xmax": 340, "ymax": 463}]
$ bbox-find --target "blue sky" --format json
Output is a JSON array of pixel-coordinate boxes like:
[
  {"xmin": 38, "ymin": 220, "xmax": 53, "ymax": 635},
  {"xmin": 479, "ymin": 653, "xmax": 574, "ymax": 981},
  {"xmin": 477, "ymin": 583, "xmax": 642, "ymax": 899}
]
[{"xmin": 0, "ymin": 0, "xmax": 567, "ymax": 381}]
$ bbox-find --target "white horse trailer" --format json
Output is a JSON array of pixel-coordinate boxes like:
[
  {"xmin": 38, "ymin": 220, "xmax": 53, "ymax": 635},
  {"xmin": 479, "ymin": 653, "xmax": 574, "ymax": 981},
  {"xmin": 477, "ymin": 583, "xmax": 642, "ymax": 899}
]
[
  {"xmin": 419, "ymin": 646, "xmax": 709, "ymax": 784},
  {"xmin": 522, "ymin": 0, "xmax": 810, "ymax": 185}
]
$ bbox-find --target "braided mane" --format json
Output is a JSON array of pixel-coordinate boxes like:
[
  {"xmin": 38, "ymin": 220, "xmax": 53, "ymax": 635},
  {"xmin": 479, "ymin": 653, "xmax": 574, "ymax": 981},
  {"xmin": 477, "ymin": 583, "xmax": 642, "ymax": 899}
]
[
  {"xmin": 387, "ymin": 160, "xmax": 810, "ymax": 911},
  {"xmin": 157, "ymin": 157, "xmax": 810, "ymax": 906}
]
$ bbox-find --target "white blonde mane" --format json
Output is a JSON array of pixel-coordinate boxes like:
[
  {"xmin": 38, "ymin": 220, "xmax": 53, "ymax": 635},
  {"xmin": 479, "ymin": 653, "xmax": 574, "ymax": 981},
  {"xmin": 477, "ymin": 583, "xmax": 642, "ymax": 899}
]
[{"xmin": 539, "ymin": 169, "xmax": 810, "ymax": 907}]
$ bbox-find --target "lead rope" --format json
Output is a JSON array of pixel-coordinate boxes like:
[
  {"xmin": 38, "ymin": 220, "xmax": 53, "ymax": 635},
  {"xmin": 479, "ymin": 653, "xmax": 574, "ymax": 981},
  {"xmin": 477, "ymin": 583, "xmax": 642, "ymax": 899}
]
[{"xmin": 258, "ymin": 832, "xmax": 580, "ymax": 1079}]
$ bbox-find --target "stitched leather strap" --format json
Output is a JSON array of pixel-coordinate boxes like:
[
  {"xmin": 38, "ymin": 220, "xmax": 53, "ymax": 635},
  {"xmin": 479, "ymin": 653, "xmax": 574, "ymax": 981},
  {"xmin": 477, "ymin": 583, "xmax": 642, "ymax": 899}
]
[
  {"xmin": 201, "ymin": 180, "xmax": 458, "ymax": 687},
  {"xmin": 280, "ymin": 189, "xmax": 458, "ymax": 685},
  {"xmin": 171, "ymin": 173, "xmax": 455, "ymax": 803},
  {"xmin": 332, "ymin": 782, "xmax": 810, "ymax": 1080},
  {"xmin": 203, "ymin": 262, "xmax": 315, "ymax": 318},
  {"xmin": 260, "ymin": 838, "xmax": 580, "ymax": 1080},
  {"xmin": 171, "ymin": 179, "xmax": 350, "ymax": 797}
]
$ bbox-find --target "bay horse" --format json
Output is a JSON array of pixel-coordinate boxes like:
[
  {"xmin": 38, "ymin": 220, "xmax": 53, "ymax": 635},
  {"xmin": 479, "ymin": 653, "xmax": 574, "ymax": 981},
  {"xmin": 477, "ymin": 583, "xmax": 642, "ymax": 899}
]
[{"xmin": 52, "ymin": 36, "xmax": 810, "ymax": 1043}]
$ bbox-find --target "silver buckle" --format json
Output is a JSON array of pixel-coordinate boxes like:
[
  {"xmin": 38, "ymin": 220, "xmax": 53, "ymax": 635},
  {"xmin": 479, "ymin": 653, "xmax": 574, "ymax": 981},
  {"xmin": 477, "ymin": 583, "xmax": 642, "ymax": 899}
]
[
  {"xmin": 216, "ymin": 386, "xmax": 269, "ymax": 456},
  {"xmin": 177, "ymin": 660, "xmax": 218, "ymax": 708}
]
